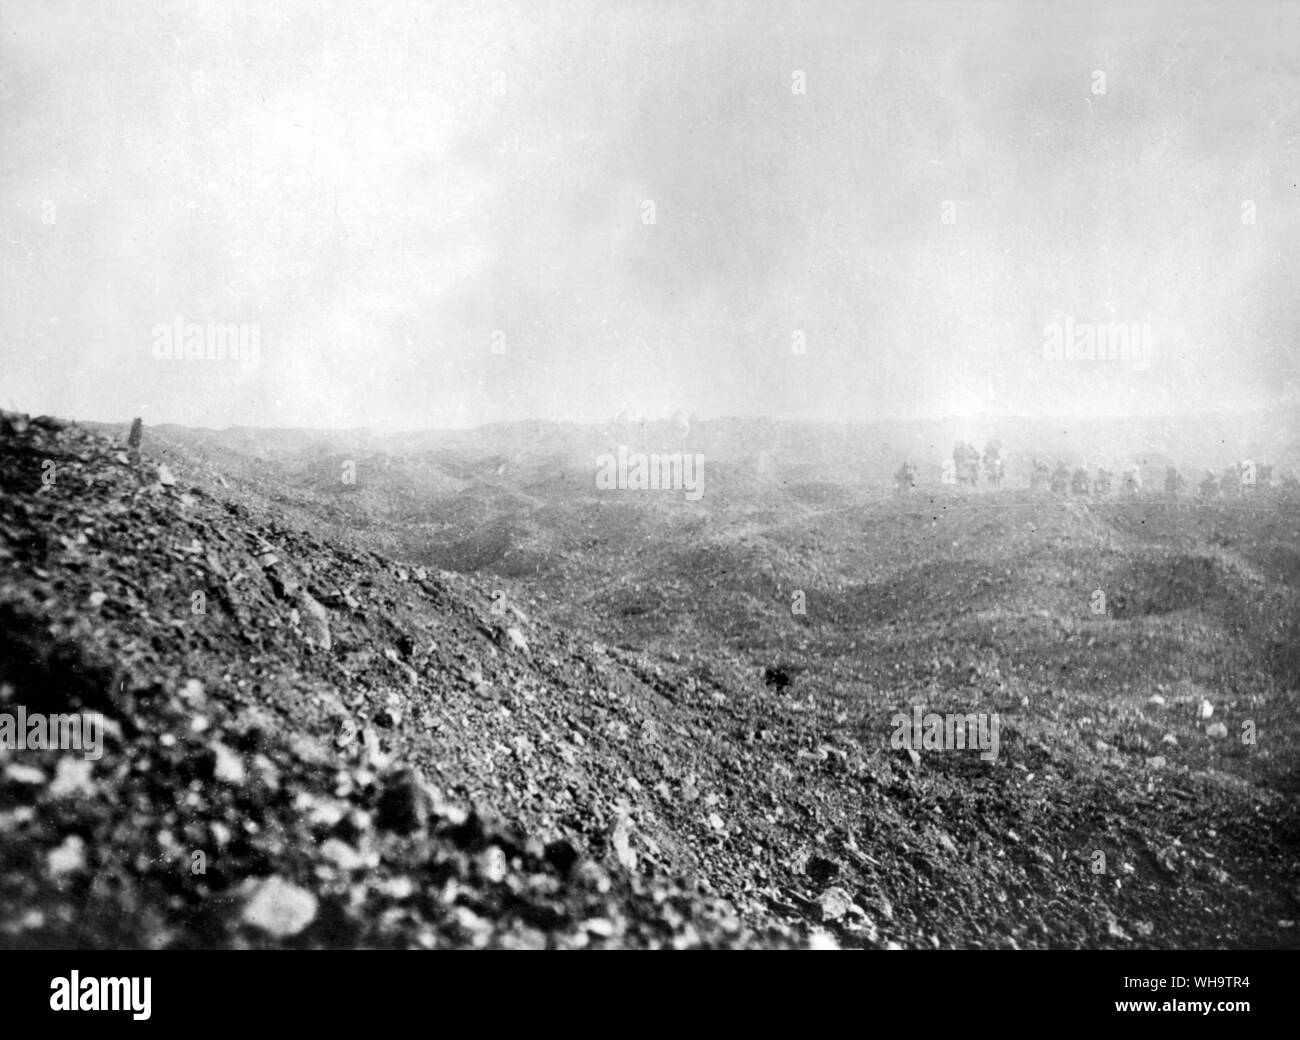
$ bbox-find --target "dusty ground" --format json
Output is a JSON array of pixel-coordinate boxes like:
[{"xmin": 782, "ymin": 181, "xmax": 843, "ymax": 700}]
[{"xmin": 1, "ymin": 413, "xmax": 1298, "ymax": 948}]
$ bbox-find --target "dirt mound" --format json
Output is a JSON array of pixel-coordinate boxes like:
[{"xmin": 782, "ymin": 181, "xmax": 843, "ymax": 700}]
[{"xmin": 0, "ymin": 415, "xmax": 796, "ymax": 948}]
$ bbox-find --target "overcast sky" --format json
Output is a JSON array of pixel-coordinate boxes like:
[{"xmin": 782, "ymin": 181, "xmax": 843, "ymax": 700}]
[{"xmin": 2, "ymin": 0, "xmax": 1298, "ymax": 429}]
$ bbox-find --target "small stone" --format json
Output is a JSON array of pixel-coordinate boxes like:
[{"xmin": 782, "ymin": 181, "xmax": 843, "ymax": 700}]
[
  {"xmin": 49, "ymin": 757, "xmax": 95, "ymax": 798},
  {"xmin": 611, "ymin": 816, "xmax": 637, "ymax": 870},
  {"xmin": 0, "ymin": 807, "xmax": 34, "ymax": 832},
  {"xmin": 478, "ymin": 846, "xmax": 508, "ymax": 883},
  {"xmin": 47, "ymin": 835, "xmax": 86, "ymax": 877},
  {"xmin": 4, "ymin": 764, "xmax": 46, "ymax": 785},
  {"xmin": 320, "ymin": 839, "xmax": 366, "ymax": 872},
  {"xmin": 1147, "ymin": 694, "xmax": 1166, "ymax": 707},
  {"xmin": 845, "ymin": 904, "xmax": 878, "ymax": 939},
  {"xmin": 1146, "ymin": 755, "xmax": 1167, "ymax": 770},
  {"xmin": 378, "ymin": 876, "xmax": 415, "ymax": 900},
  {"xmin": 1198, "ymin": 699, "xmax": 1214, "ymax": 720},
  {"xmin": 335, "ymin": 720, "xmax": 358, "ymax": 750},
  {"xmin": 302, "ymin": 796, "xmax": 347, "ymax": 829},
  {"xmin": 363, "ymin": 727, "xmax": 389, "ymax": 769},
  {"xmin": 1162, "ymin": 733, "xmax": 1178, "ymax": 746},
  {"xmin": 1206, "ymin": 722, "xmax": 1228, "ymax": 739},
  {"xmin": 452, "ymin": 906, "xmax": 491, "ymax": 943},
  {"xmin": 819, "ymin": 886, "xmax": 852, "ymax": 922},
  {"xmin": 156, "ymin": 463, "xmax": 177, "ymax": 486},
  {"xmin": 211, "ymin": 742, "xmax": 246, "ymax": 784},
  {"xmin": 8, "ymin": 908, "xmax": 45, "ymax": 933},
  {"xmin": 256, "ymin": 758, "xmax": 282, "ymax": 786},
  {"xmin": 241, "ymin": 876, "xmax": 318, "ymax": 938},
  {"xmin": 298, "ymin": 591, "xmax": 331, "ymax": 651}
]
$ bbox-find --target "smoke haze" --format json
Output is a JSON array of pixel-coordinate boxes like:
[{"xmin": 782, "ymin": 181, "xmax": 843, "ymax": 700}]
[{"xmin": 3, "ymin": 0, "xmax": 1298, "ymax": 428}]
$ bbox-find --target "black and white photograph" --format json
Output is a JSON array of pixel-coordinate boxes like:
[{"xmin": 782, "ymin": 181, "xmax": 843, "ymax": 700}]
[{"xmin": 0, "ymin": 0, "xmax": 1296, "ymax": 984}]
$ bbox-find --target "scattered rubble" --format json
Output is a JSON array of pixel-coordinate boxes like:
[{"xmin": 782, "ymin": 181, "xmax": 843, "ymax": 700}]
[{"xmin": 0, "ymin": 412, "xmax": 1296, "ymax": 949}]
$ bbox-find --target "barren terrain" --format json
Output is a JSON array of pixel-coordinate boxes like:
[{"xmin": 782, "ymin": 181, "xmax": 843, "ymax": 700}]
[{"xmin": 2, "ymin": 412, "xmax": 1298, "ymax": 948}]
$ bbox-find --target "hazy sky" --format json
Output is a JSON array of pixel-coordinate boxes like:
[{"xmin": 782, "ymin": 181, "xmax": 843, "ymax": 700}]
[{"xmin": 2, "ymin": 0, "xmax": 1299, "ymax": 429}]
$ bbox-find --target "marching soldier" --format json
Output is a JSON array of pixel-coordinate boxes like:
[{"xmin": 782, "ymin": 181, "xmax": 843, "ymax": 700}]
[
  {"xmin": 894, "ymin": 460, "xmax": 918, "ymax": 493},
  {"xmin": 1050, "ymin": 461, "xmax": 1070, "ymax": 494}
]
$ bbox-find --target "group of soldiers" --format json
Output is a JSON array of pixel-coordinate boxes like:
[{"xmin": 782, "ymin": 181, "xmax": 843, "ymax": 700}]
[
  {"xmin": 894, "ymin": 450, "xmax": 1296, "ymax": 496},
  {"xmin": 1188, "ymin": 462, "xmax": 1296, "ymax": 497},
  {"xmin": 1029, "ymin": 461, "xmax": 1144, "ymax": 496},
  {"xmin": 896, "ymin": 440, "xmax": 1006, "ymax": 491}
]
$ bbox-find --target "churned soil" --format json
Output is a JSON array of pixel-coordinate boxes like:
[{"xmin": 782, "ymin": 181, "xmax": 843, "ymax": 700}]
[{"xmin": 1, "ymin": 413, "xmax": 1298, "ymax": 948}]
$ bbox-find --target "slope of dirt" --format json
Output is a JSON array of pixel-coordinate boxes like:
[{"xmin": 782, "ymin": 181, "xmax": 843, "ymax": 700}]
[
  {"xmin": 0, "ymin": 416, "xmax": 776, "ymax": 947},
  {"xmin": 2, "ymin": 414, "xmax": 1299, "ymax": 949}
]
